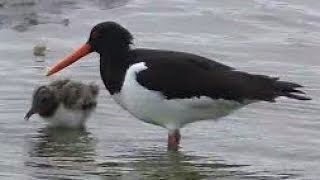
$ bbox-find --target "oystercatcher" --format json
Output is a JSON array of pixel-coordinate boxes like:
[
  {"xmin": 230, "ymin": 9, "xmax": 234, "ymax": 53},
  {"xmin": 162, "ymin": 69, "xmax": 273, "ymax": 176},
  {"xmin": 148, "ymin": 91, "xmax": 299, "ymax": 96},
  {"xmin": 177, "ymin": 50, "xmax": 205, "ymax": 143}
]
[
  {"xmin": 46, "ymin": 22, "xmax": 310, "ymax": 150},
  {"xmin": 25, "ymin": 79, "xmax": 99, "ymax": 128}
]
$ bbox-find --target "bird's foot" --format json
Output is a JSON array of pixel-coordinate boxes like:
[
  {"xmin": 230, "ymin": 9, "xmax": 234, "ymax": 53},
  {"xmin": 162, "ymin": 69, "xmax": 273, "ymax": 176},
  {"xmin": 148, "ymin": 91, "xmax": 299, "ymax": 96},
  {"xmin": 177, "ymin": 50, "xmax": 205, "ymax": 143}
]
[{"xmin": 167, "ymin": 129, "xmax": 181, "ymax": 151}]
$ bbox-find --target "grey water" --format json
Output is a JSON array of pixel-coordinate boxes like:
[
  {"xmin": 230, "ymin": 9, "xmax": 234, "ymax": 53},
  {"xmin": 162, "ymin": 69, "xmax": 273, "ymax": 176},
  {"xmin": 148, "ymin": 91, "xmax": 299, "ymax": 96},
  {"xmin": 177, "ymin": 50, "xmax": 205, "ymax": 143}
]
[{"xmin": 0, "ymin": 0, "xmax": 319, "ymax": 179}]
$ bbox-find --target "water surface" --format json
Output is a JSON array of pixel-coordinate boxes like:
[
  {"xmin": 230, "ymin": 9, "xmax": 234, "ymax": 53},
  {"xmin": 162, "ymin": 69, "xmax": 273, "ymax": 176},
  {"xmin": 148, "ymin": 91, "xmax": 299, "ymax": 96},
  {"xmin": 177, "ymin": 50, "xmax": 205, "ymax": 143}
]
[{"xmin": 0, "ymin": 0, "xmax": 319, "ymax": 179}]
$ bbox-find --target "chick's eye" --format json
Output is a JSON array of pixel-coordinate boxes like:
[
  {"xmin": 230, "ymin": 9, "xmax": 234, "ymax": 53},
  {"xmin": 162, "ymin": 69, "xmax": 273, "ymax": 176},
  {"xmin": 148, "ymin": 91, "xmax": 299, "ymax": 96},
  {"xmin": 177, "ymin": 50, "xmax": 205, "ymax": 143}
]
[{"xmin": 40, "ymin": 97, "xmax": 48, "ymax": 103}]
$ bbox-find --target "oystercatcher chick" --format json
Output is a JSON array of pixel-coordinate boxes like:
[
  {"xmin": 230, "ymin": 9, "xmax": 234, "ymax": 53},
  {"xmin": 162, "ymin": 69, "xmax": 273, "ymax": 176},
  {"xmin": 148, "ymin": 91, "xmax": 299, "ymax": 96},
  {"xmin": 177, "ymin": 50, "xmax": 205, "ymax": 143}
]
[
  {"xmin": 46, "ymin": 22, "xmax": 311, "ymax": 150},
  {"xmin": 25, "ymin": 79, "xmax": 99, "ymax": 128}
]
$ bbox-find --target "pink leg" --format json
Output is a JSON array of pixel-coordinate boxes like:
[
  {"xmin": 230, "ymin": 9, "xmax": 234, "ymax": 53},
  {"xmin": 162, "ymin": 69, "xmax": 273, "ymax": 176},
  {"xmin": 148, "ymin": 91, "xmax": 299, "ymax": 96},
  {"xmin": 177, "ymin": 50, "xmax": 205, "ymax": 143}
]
[{"xmin": 167, "ymin": 129, "xmax": 181, "ymax": 151}]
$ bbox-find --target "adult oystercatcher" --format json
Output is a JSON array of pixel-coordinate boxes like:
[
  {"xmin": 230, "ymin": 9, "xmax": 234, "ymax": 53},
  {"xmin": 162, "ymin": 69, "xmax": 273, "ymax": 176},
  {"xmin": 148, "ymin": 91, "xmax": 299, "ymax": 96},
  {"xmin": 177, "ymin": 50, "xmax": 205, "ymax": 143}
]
[
  {"xmin": 25, "ymin": 79, "xmax": 99, "ymax": 128},
  {"xmin": 46, "ymin": 22, "xmax": 310, "ymax": 150}
]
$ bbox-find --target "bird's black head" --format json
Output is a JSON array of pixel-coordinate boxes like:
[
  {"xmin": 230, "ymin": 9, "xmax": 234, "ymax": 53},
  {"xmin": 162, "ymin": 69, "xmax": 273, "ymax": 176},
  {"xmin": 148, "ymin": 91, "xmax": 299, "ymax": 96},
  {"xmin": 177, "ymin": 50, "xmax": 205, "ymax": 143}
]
[
  {"xmin": 25, "ymin": 86, "xmax": 59, "ymax": 120},
  {"xmin": 87, "ymin": 21, "xmax": 133, "ymax": 55}
]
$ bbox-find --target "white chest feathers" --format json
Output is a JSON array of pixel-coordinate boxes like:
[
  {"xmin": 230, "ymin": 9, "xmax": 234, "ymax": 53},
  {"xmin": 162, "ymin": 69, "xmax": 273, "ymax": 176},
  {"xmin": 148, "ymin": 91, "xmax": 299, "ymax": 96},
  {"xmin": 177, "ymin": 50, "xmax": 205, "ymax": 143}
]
[
  {"xmin": 112, "ymin": 62, "xmax": 249, "ymax": 130},
  {"xmin": 44, "ymin": 105, "xmax": 94, "ymax": 128}
]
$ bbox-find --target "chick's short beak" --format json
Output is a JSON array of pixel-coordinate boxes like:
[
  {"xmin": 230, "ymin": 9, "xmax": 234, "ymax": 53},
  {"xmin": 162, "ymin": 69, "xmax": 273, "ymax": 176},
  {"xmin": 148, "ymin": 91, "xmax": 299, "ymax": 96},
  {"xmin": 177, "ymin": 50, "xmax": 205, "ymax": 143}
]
[{"xmin": 24, "ymin": 108, "xmax": 36, "ymax": 121}]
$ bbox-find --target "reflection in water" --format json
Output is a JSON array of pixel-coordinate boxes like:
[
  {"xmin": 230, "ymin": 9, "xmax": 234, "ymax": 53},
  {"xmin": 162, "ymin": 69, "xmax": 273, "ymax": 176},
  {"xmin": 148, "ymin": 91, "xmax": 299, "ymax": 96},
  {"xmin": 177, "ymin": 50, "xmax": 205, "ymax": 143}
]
[
  {"xmin": 93, "ymin": 149, "xmax": 253, "ymax": 179},
  {"xmin": 25, "ymin": 129, "xmax": 297, "ymax": 180},
  {"xmin": 25, "ymin": 127, "xmax": 97, "ymax": 179},
  {"xmin": 91, "ymin": 148, "xmax": 299, "ymax": 179}
]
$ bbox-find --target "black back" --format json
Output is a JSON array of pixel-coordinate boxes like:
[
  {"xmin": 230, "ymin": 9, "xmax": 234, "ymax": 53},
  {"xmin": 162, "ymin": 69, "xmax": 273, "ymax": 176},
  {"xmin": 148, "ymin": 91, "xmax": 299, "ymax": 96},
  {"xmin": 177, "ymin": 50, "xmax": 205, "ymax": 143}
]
[{"xmin": 133, "ymin": 49, "xmax": 310, "ymax": 102}]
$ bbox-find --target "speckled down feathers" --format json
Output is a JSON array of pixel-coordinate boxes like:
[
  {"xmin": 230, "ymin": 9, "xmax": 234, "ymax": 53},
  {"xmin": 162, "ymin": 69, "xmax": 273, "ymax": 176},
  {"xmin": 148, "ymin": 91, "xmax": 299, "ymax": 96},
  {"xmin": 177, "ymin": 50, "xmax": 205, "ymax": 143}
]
[{"xmin": 48, "ymin": 79, "xmax": 99, "ymax": 110}]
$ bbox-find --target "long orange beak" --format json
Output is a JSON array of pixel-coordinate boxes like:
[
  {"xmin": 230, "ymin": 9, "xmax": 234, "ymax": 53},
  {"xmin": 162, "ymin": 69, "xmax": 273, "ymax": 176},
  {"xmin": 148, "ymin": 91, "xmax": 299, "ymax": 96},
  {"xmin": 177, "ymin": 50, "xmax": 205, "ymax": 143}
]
[{"xmin": 46, "ymin": 43, "xmax": 93, "ymax": 76}]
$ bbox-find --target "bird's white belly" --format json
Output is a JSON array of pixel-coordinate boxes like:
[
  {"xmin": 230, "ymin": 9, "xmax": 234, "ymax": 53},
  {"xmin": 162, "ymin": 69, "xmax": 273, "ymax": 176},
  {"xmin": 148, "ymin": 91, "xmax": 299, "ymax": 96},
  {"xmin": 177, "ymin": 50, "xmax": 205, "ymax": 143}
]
[
  {"xmin": 44, "ymin": 105, "xmax": 93, "ymax": 128},
  {"xmin": 112, "ymin": 62, "xmax": 249, "ymax": 130}
]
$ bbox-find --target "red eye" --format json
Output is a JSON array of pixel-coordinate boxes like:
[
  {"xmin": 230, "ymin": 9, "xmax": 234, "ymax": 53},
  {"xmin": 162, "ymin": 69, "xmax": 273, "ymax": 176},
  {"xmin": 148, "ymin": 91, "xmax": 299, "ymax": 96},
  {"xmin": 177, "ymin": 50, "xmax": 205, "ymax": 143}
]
[{"xmin": 91, "ymin": 31, "xmax": 101, "ymax": 39}]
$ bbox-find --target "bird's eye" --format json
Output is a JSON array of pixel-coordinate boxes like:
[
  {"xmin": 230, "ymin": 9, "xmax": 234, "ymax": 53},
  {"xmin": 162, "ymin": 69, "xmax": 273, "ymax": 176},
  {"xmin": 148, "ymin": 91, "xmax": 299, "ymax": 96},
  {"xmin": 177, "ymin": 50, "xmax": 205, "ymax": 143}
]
[
  {"xmin": 91, "ymin": 31, "xmax": 101, "ymax": 39},
  {"xmin": 40, "ymin": 97, "xmax": 48, "ymax": 103}
]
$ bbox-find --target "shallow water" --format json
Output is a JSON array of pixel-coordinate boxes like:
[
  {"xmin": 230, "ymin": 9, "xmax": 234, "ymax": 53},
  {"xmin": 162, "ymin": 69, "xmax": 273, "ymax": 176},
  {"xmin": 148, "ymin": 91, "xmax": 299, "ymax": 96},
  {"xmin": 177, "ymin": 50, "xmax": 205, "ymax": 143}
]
[{"xmin": 0, "ymin": 0, "xmax": 319, "ymax": 179}]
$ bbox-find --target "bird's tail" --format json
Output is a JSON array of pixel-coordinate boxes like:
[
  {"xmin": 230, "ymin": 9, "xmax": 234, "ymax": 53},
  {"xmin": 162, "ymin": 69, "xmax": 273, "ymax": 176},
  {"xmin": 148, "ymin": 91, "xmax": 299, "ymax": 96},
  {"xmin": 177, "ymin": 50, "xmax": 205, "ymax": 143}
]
[{"xmin": 274, "ymin": 80, "xmax": 311, "ymax": 101}]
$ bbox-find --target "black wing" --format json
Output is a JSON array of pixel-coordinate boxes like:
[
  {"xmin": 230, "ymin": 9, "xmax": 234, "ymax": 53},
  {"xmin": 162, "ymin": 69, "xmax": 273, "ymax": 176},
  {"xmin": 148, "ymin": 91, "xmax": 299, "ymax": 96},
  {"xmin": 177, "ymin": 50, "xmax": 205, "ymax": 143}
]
[{"xmin": 134, "ymin": 49, "xmax": 310, "ymax": 102}]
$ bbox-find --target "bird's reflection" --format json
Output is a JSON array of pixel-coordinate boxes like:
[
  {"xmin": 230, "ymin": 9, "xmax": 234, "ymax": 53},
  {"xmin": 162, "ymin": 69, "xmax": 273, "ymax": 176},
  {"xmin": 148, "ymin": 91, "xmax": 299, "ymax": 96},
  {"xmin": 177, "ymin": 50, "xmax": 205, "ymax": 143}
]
[
  {"xmin": 113, "ymin": 148, "xmax": 300, "ymax": 180},
  {"xmin": 94, "ymin": 148, "xmax": 253, "ymax": 179},
  {"xmin": 25, "ymin": 127, "xmax": 97, "ymax": 179},
  {"xmin": 29, "ymin": 127, "xmax": 95, "ymax": 158},
  {"xmin": 25, "ymin": 129, "xmax": 299, "ymax": 179}
]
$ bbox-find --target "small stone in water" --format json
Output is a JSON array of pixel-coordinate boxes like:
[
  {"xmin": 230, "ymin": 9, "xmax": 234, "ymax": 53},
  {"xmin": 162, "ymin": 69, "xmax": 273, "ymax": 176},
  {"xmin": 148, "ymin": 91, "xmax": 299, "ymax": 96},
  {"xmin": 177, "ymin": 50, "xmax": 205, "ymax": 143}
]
[{"xmin": 33, "ymin": 45, "xmax": 47, "ymax": 57}]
